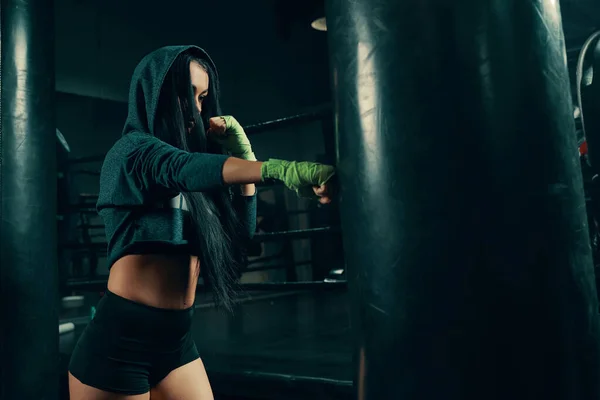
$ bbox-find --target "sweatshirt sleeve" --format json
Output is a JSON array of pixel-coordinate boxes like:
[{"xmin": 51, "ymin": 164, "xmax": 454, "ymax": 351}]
[
  {"xmin": 121, "ymin": 133, "xmax": 230, "ymax": 193},
  {"xmin": 232, "ymin": 192, "xmax": 257, "ymax": 240}
]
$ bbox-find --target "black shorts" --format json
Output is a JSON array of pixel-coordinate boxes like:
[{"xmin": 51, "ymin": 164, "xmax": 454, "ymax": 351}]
[{"xmin": 68, "ymin": 290, "xmax": 199, "ymax": 395}]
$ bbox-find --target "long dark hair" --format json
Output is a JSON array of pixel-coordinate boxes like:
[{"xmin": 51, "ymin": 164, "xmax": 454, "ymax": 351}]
[{"xmin": 154, "ymin": 50, "xmax": 241, "ymax": 310}]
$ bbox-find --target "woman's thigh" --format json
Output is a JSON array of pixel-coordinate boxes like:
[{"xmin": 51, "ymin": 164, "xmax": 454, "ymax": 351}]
[
  {"xmin": 150, "ymin": 358, "xmax": 214, "ymax": 400},
  {"xmin": 69, "ymin": 373, "xmax": 150, "ymax": 400}
]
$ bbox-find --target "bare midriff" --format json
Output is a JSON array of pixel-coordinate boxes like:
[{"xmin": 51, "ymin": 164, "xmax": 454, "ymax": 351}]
[{"xmin": 107, "ymin": 254, "xmax": 200, "ymax": 310}]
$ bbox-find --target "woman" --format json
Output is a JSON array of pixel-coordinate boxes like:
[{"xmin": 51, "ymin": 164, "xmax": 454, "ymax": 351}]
[{"xmin": 68, "ymin": 45, "xmax": 335, "ymax": 400}]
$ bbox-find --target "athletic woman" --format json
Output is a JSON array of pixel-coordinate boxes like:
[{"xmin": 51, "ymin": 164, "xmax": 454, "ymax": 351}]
[{"xmin": 68, "ymin": 45, "xmax": 335, "ymax": 399}]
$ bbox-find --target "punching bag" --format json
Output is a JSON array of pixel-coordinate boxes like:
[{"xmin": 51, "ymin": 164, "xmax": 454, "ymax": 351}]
[
  {"xmin": 326, "ymin": 0, "xmax": 600, "ymax": 399},
  {"xmin": 1, "ymin": 0, "xmax": 59, "ymax": 398}
]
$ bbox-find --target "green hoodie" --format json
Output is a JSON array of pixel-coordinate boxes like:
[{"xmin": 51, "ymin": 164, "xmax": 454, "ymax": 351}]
[{"xmin": 96, "ymin": 45, "xmax": 256, "ymax": 268}]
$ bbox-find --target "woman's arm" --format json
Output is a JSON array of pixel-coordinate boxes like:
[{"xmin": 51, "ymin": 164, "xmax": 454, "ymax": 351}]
[
  {"xmin": 231, "ymin": 183, "xmax": 258, "ymax": 240},
  {"xmin": 223, "ymin": 157, "xmax": 335, "ymax": 204},
  {"xmin": 221, "ymin": 157, "xmax": 263, "ymax": 185},
  {"xmin": 208, "ymin": 117, "xmax": 260, "ymax": 192},
  {"xmin": 223, "ymin": 158, "xmax": 260, "ymax": 239},
  {"xmin": 240, "ymin": 184, "xmax": 256, "ymax": 196},
  {"xmin": 122, "ymin": 133, "xmax": 333, "ymax": 201},
  {"xmin": 123, "ymin": 133, "xmax": 229, "ymax": 192}
]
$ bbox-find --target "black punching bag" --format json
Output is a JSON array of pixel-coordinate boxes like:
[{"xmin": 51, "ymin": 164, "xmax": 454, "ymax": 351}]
[
  {"xmin": 326, "ymin": 0, "xmax": 600, "ymax": 399},
  {"xmin": 1, "ymin": 0, "xmax": 59, "ymax": 399}
]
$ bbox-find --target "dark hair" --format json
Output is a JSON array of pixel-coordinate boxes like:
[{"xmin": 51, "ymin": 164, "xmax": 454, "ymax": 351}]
[{"xmin": 153, "ymin": 50, "xmax": 242, "ymax": 311}]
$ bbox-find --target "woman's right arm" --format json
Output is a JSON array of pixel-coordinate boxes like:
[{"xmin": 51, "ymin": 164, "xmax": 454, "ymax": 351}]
[
  {"xmin": 221, "ymin": 157, "xmax": 263, "ymax": 185},
  {"xmin": 122, "ymin": 133, "xmax": 335, "ymax": 200},
  {"xmin": 122, "ymin": 133, "xmax": 263, "ymax": 192}
]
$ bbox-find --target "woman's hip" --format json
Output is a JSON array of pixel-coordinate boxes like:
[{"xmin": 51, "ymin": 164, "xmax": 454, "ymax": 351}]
[{"xmin": 68, "ymin": 289, "xmax": 199, "ymax": 394}]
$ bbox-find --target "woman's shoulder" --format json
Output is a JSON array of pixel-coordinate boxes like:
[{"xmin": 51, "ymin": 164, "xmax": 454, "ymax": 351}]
[
  {"xmin": 104, "ymin": 132, "xmax": 156, "ymax": 162},
  {"xmin": 97, "ymin": 133, "xmax": 158, "ymax": 206},
  {"xmin": 112, "ymin": 131, "xmax": 151, "ymax": 150},
  {"xmin": 100, "ymin": 133, "xmax": 143, "ymax": 175}
]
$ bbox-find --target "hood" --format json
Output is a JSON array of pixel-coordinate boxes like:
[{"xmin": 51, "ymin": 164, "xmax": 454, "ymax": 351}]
[{"xmin": 122, "ymin": 45, "xmax": 218, "ymax": 136}]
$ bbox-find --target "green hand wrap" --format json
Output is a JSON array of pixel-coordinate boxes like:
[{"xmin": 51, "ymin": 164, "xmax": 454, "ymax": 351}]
[
  {"xmin": 214, "ymin": 115, "xmax": 257, "ymax": 161},
  {"xmin": 261, "ymin": 159, "xmax": 336, "ymax": 198}
]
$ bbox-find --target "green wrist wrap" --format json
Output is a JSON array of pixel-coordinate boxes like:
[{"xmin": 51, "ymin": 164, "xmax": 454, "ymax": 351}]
[
  {"xmin": 216, "ymin": 115, "xmax": 257, "ymax": 161},
  {"xmin": 261, "ymin": 159, "xmax": 335, "ymax": 197}
]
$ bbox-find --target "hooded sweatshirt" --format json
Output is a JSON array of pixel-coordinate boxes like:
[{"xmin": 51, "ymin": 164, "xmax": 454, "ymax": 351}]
[{"xmin": 96, "ymin": 45, "xmax": 256, "ymax": 268}]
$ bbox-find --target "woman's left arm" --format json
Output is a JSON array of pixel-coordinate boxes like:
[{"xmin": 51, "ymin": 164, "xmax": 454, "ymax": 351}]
[
  {"xmin": 240, "ymin": 184, "xmax": 256, "ymax": 196},
  {"xmin": 210, "ymin": 116, "xmax": 336, "ymax": 239},
  {"xmin": 207, "ymin": 116, "xmax": 258, "ymax": 239},
  {"xmin": 232, "ymin": 186, "xmax": 257, "ymax": 240}
]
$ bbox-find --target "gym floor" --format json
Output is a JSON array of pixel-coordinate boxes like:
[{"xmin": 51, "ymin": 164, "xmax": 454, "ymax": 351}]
[{"xmin": 59, "ymin": 290, "xmax": 353, "ymax": 399}]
